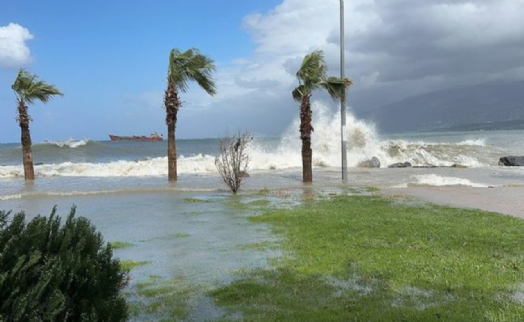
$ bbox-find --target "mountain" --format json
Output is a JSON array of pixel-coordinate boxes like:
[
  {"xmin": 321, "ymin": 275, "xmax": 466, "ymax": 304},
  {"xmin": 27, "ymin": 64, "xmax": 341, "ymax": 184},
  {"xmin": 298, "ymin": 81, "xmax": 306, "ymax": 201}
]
[
  {"xmin": 358, "ymin": 80, "xmax": 524, "ymax": 133},
  {"xmin": 427, "ymin": 120, "xmax": 524, "ymax": 132}
]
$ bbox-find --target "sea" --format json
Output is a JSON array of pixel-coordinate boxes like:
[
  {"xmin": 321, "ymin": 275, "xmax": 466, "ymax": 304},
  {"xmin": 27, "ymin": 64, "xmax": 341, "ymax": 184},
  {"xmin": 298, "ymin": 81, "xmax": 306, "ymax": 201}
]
[
  {"xmin": 1, "ymin": 102, "xmax": 524, "ymax": 199},
  {"xmin": 1, "ymin": 102, "xmax": 523, "ymax": 320}
]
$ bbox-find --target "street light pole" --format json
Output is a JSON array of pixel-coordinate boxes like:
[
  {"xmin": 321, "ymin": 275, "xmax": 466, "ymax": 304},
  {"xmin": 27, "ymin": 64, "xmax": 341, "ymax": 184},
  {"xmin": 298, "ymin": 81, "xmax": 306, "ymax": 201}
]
[{"xmin": 340, "ymin": 0, "xmax": 348, "ymax": 181}]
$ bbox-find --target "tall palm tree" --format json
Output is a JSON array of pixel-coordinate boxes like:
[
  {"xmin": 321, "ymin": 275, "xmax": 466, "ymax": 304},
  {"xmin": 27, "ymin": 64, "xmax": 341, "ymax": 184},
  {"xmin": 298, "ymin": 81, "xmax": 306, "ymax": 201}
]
[
  {"xmin": 164, "ymin": 48, "xmax": 216, "ymax": 181},
  {"xmin": 292, "ymin": 50, "xmax": 352, "ymax": 183},
  {"xmin": 11, "ymin": 69, "xmax": 63, "ymax": 180}
]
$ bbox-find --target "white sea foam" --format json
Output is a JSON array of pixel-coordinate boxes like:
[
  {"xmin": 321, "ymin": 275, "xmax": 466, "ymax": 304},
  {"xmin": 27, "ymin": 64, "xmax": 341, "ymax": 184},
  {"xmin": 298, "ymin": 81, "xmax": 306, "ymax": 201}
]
[
  {"xmin": 249, "ymin": 102, "xmax": 491, "ymax": 169},
  {"xmin": 0, "ymin": 155, "xmax": 215, "ymax": 178},
  {"xmin": 411, "ymin": 174, "xmax": 490, "ymax": 188},
  {"xmin": 41, "ymin": 138, "xmax": 92, "ymax": 148},
  {"xmin": 0, "ymin": 102, "xmax": 494, "ymax": 178},
  {"xmin": 456, "ymin": 139, "xmax": 486, "ymax": 146},
  {"xmin": 0, "ymin": 194, "xmax": 22, "ymax": 201}
]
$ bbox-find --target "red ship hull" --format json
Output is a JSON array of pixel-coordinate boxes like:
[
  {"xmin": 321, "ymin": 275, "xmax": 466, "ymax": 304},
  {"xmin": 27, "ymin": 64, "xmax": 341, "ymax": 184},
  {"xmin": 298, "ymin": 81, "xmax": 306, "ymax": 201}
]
[{"xmin": 109, "ymin": 135, "xmax": 163, "ymax": 142}]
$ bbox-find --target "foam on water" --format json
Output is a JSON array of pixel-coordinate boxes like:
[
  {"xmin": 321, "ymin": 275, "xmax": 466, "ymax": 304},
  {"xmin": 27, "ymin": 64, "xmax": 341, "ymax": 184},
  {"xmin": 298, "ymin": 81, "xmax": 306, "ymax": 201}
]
[
  {"xmin": 0, "ymin": 102, "xmax": 503, "ymax": 179},
  {"xmin": 39, "ymin": 138, "xmax": 93, "ymax": 148},
  {"xmin": 411, "ymin": 174, "xmax": 491, "ymax": 188},
  {"xmin": 0, "ymin": 155, "xmax": 216, "ymax": 178}
]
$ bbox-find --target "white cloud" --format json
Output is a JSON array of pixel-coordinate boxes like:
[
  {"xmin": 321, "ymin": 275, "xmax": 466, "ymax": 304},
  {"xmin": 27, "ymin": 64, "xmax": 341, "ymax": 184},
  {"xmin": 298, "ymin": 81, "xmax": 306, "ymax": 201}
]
[
  {"xmin": 0, "ymin": 23, "xmax": 34, "ymax": 69},
  {"xmin": 137, "ymin": 0, "xmax": 524, "ymax": 137}
]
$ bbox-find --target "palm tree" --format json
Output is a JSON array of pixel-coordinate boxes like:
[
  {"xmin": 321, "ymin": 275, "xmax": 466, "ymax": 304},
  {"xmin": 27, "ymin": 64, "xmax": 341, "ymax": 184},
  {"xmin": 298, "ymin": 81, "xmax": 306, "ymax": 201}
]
[
  {"xmin": 292, "ymin": 50, "xmax": 352, "ymax": 183},
  {"xmin": 12, "ymin": 69, "xmax": 63, "ymax": 180},
  {"xmin": 164, "ymin": 48, "xmax": 216, "ymax": 181}
]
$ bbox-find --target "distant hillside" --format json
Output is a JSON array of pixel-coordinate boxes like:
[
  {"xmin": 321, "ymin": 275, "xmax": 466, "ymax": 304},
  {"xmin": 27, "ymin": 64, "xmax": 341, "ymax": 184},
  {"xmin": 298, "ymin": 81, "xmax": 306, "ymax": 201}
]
[
  {"xmin": 359, "ymin": 80, "xmax": 524, "ymax": 133},
  {"xmin": 427, "ymin": 120, "xmax": 524, "ymax": 132}
]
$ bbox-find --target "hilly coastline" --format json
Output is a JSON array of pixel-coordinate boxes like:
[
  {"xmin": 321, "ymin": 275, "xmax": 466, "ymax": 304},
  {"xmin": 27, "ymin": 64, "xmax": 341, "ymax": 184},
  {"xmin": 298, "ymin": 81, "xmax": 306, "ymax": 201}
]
[{"xmin": 359, "ymin": 80, "xmax": 524, "ymax": 133}]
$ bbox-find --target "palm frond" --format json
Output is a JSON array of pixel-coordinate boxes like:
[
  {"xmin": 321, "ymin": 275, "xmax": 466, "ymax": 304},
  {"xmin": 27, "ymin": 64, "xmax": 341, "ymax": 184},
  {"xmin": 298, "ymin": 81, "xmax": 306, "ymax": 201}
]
[
  {"xmin": 12, "ymin": 69, "xmax": 63, "ymax": 104},
  {"xmin": 294, "ymin": 50, "xmax": 328, "ymax": 98},
  {"xmin": 168, "ymin": 48, "xmax": 217, "ymax": 95},
  {"xmin": 321, "ymin": 76, "xmax": 353, "ymax": 101},
  {"xmin": 26, "ymin": 81, "xmax": 63, "ymax": 104},
  {"xmin": 296, "ymin": 50, "xmax": 326, "ymax": 87},
  {"xmin": 292, "ymin": 85, "xmax": 305, "ymax": 102}
]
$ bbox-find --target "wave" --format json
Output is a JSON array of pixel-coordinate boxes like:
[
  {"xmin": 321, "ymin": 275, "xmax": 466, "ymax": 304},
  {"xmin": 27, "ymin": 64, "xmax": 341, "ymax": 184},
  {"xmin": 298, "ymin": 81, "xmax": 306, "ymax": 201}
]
[
  {"xmin": 410, "ymin": 174, "xmax": 491, "ymax": 188},
  {"xmin": 456, "ymin": 139, "xmax": 486, "ymax": 146},
  {"xmin": 0, "ymin": 102, "xmax": 502, "ymax": 178},
  {"xmin": 39, "ymin": 139, "xmax": 93, "ymax": 148},
  {"xmin": 263, "ymin": 102, "xmax": 494, "ymax": 169},
  {"xmin": 0, "ymin": 155, "xmax": 216, "ymax": 178}
]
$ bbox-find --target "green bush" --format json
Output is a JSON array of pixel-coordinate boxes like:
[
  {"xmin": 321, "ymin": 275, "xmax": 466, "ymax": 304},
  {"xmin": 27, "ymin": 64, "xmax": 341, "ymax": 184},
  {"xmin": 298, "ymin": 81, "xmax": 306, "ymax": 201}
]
[{"xmin": 0, "ymin": 207, "xmax": 128, "ymax": 321}]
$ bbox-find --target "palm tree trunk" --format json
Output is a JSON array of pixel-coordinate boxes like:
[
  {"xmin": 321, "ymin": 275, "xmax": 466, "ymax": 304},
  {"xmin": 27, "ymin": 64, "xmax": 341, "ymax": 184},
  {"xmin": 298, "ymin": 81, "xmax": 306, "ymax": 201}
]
[
  {"xmin": 167, "ymin": 121, "xmax": 177, "ymax": 181},
  {"xmin": 165, "ymin": 78, "xmax": 179, "ymax": 181},
  {"xmin": 18, "ymin": 101, "xmax": 35, "ymax": 180},
  {"xmin": 300, "ymin": 96, "xmax": 313, "ymax": 183}
]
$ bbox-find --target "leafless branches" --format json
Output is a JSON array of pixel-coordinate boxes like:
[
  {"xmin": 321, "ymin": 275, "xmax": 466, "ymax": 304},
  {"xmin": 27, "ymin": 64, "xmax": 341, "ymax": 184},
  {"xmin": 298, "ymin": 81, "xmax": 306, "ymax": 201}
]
[{"xmin": 215, "ymin": 131, "xmax": 253, "ymax": 194}]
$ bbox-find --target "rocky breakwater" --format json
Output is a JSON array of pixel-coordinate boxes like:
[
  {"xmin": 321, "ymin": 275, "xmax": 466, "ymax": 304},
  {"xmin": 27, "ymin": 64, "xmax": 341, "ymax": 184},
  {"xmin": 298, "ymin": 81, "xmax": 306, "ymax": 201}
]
[
  {"xmin": 499, "ymin": 156, "xmax": 524, "ymax": 166},
  {"xmin": 358, "ymin": 157, "xmax": 381, "ymax": 168}
]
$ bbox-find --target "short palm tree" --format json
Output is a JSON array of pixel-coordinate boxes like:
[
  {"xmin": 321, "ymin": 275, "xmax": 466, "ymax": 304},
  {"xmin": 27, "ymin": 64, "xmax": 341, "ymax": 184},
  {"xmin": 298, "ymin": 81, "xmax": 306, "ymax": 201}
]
[
  {"xmin": 12, "ymin": 69, "xmax": 63, "ymax": 180},
  {"xmin": 292, "ymin": 50, "xmax": 352, "ymax": 183},
  {"xmin": 164, "ymin": 48, "xmax": 216, "ymax": 181}
]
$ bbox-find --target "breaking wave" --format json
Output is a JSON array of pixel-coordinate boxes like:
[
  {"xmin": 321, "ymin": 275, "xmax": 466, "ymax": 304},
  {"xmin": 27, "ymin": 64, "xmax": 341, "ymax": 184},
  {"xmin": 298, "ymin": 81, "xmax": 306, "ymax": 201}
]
[
  {"xmin": 39, "ymin": 139, "xmax": 93, "ymax": 148},
  {"xmin": 249, "ymin": 102, "xmax": 494, "ymax": 170},
  {"xmin": 0, "ymin": 102, "xmax": 502, "ymax": 179},
  {"xmin": 410, "ymin": 174, "xmax": 491, "ymax": 188},
  {"xmin": 0, "ymin": 155, "xmax": 215, "ymax": 178}
]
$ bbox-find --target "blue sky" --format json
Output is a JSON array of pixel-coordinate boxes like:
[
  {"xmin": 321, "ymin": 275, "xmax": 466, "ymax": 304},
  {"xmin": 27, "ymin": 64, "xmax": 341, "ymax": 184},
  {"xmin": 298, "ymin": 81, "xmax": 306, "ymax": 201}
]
[
  {"xmin": 0, "ymin": 0, "xmax": 281, "ymax": 142},
  {"xmin": 2, "ymin": 0, "xmax": 524, "ymax": 143}
]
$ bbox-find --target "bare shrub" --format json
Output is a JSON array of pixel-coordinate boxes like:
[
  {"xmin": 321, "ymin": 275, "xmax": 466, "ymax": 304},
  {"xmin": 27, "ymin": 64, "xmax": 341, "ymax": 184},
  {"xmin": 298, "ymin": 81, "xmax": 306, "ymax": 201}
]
[{"xmin": 215, "ymin": 131, "xmax": 253, "ymax": 194}]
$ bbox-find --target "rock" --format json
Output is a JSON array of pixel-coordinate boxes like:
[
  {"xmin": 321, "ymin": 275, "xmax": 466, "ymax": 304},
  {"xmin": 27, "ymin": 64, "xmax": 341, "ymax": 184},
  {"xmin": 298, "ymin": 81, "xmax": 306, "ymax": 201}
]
[
  {"xmin": 388, "ymin": 162, "xmax": 412, "ymax": 168},
  {"xmin": 358, "ymin": 157, "xmax": 381, "ymax": 168},
  {"xmin": 413, "ymin": 165, "xmax": 438, "ymax": 168},
  {"xmin": 239, "ymin": 171, "xmax": 250, "ymax": 178},
  {"xmin": 451, "ymin": 163, "xmax": 467, "ymax": 168},
  {"xmin": 35, "ymin": 162, "xmax": 44, "ymax": 166},
  {"xmin": 499, "ymin": 156, "xmax": 524, "ymax": 166}
]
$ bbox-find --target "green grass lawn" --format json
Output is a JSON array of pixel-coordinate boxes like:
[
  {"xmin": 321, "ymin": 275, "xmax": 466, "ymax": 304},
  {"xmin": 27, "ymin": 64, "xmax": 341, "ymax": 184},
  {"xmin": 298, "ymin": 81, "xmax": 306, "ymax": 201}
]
[{"xmin": 211, "ymin": 195, "xmax": 524, "ymax": 321}]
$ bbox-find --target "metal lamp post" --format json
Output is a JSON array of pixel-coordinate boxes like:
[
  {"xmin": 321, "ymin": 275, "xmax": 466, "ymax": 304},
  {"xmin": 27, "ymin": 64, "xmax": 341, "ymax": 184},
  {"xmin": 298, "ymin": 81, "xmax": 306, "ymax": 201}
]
[{"xmin": 340, "ymin": 0, "xmax": 348, "ymax": 181}]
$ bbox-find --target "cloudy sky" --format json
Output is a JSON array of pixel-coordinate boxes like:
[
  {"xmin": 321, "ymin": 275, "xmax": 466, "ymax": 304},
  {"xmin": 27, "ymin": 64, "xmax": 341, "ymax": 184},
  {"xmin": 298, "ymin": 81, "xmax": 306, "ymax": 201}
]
[{"xmin": 1, "ymin": 0, "xmax": 524, "ymax": 142}]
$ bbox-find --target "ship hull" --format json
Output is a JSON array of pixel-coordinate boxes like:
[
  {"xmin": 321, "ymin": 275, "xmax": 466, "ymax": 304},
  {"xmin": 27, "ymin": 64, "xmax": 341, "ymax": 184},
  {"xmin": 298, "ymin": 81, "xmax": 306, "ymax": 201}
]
[{"xmin": 109, "ymin": 135, "xmax": 163, "ymax": 142}]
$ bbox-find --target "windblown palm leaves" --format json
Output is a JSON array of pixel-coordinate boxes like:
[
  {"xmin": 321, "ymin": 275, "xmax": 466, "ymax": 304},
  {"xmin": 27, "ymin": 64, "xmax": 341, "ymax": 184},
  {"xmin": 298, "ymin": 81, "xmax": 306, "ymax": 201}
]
[
  {"xmin": 292, "ymin": 50, "xmax": 352, "ymax": 182},
  {"xmin": 164, "ymin": 48, "xmax": 216, "ymax": 181},
  {"xmin": 12, "ymin": 69, "xmax": 63, "ymax": 180}
]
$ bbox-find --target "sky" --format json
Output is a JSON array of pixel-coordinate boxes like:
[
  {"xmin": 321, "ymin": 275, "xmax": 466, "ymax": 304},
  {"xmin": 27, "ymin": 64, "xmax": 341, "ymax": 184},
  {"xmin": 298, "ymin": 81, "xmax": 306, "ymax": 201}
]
[{"xmin": 1, "ymin": 0, "xmax": 524, "ymax": 143}]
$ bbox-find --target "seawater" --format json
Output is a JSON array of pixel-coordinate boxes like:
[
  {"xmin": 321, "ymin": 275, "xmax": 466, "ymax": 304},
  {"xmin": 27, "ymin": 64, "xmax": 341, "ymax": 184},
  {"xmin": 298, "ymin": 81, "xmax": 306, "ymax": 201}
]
[{"xmin": 1, "ymin": 102, "xmax": 524, "ymax": 200}]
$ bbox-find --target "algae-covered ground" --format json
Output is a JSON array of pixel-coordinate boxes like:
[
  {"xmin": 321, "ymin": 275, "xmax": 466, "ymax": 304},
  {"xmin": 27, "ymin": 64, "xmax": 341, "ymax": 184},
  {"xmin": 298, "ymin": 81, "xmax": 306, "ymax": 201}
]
[{"xmin": 122, "ymin": 191, "xmax": 524, "ymax": 321}]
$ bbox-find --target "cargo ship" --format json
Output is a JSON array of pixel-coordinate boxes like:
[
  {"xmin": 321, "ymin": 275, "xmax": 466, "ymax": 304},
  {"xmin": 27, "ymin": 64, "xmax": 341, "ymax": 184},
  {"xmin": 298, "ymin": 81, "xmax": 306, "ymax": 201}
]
[{"xmin": 109, "ymin": 132, "xmax": 163, "ymax": 142}]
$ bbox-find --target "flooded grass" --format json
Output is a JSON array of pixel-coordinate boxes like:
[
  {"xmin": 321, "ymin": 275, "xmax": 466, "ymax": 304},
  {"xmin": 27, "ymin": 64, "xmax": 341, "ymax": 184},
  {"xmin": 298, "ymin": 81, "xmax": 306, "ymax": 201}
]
[
  {"xmin": 129, "ymin": 276, "xmax": 195, "ymax": 321},
  {"xmin": 173, "ymin": 232, "xmax": 191, "ymax": 238},
  {"xmin": 107, "ymin": 192, "xmax": 281, "ymax": 321},
  {"xmin": 238, "ymin": 241, "xmax": 277, "ymax": 251},
  {"xmin": 211, "ymin": 195, "xmax": 524, "ymax": 321},
  {"xmin": 109, "ymin": 241, "xmax": 135, "ymax": 249},
  {"xmin": 184, "ymin": 197, "xmax": 217, "ymax": 203},
  {"xmin": 122, "ymin": 260, "xmax": 152, "ymax": 271}
]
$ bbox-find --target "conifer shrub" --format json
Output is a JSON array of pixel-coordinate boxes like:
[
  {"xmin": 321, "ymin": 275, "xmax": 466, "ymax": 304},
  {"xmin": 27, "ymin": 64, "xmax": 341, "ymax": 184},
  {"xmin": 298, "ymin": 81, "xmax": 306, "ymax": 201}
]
[{"xmin": 0, "ymin": 207, "xmax": 128, "ymax": 321}]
